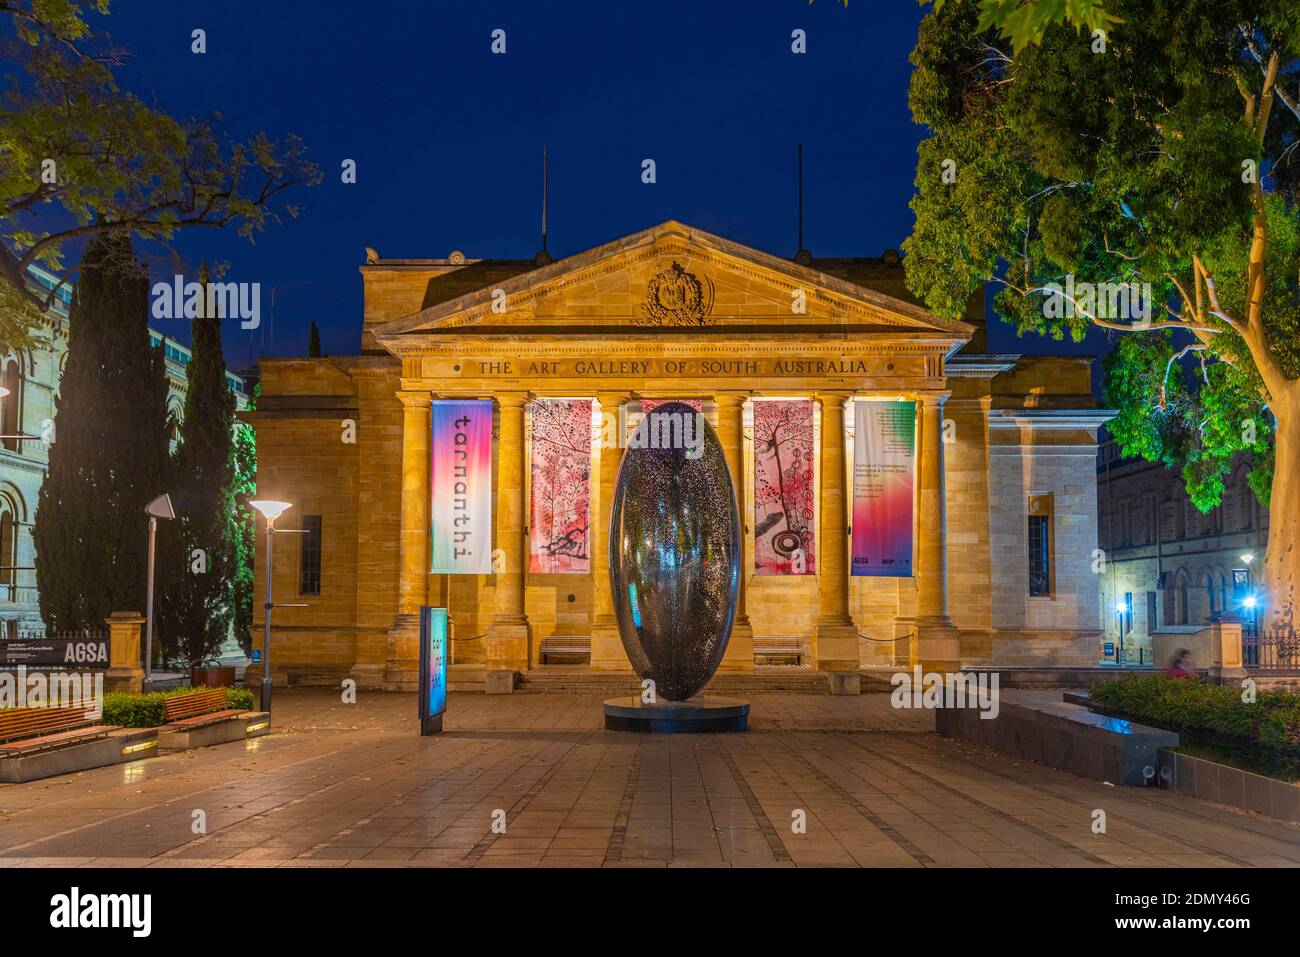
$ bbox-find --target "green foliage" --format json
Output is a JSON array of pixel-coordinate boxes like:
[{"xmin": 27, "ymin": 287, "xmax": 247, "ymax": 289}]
[
  {"xmin": 929, "ymin": 0, "xmax": 1122, "ymax": 52},
  {"xmin": 1090, "ymin": 676, "xmax": 1300, "ymax": 770},
  {"xmin": 232, "ymin": 381, "xmax": 257, "ymax": 655},
  {"xmin": 100, "ymin": 685, "xmax": 253, "ymax": 728},
  {"xmin": 156, "ymin": 269, "xmax": 238, "ymax": 667},
  {"xmin": 905, "ymin": 0, "xmax": 1300, "ymax": 514},
  {"xmin": 0, "ymin": 0, "xmax": 320, "ymax": 337},
  {"xmin": 33, "ymin": 233, "xmax": 171, "ymax": 631}
]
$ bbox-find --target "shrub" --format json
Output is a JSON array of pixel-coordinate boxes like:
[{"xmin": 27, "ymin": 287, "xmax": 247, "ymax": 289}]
[
  {"xmin": 101, "ymin": 686, "xmax": 255, "ymax": 728},
  {"xmin": 1090, "ymin": 676, "xmax": 1300, "ymax": 769}
]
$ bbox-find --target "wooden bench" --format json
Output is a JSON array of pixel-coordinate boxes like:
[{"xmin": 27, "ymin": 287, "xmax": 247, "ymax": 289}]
[
  {"xmin": 0, "ymin": 705, "xmax": 110, "ymax": 757},
  {"xmin": 162, "ymin": 688, "xmax": 241, "ymax": 729},
  {"xmin": 754, "ymin": 637, "xmax": 803, "ymax": 665},
  {"xmin": 540, "ymin": 636, "xmax": 591, "ymax": 664}
]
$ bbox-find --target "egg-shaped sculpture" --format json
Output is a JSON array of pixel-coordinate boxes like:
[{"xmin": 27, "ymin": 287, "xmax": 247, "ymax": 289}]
[{"xmin": 609, "ymin": 401, "xmax": 740, "ymax": 701}]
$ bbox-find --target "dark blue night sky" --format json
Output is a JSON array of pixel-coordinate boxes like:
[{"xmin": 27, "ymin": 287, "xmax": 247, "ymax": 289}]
[{"xmin": 86, "ymin": 0, "xmax": 1108, "ymax": 365}]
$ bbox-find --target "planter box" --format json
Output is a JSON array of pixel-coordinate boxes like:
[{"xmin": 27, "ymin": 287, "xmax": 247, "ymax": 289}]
[
  {"xmin": 0, "ymin": 728, "xmax": 158, "ymax": 784},
  {"xmin": 1158, "ymin": 748, "xmax": 1300, "ymax": 822},
  {"xmin": 190, "ymin": 666, "xmax": 236, "ymax": 688},
  {"xmin": 156, "ymin": 710, "xmax": 271, "ymax": 751}
]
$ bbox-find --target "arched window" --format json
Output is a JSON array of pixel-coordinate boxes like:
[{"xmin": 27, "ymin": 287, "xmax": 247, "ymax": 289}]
[
  {"xmin": 0, "ymin": 494, "xmax": 16, "ymax": 602},
  {"xmin": 1175, "ymin": 571, "xmax": 1190, "ymax": 625},
  {"xmin": 1204, "ymin": 572, "xmax": 1217, "ymax": 616},
  {"xmin": 0, "ymin": 357, "xmax": 21, "ymax": 452}
]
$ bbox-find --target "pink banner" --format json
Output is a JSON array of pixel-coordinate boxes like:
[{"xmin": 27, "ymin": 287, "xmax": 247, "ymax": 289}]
[
  {"xmin": 753, "ymin": 399, "xmax": 816, "ymax": 575},
  {"xmin": 430, "ymin": 399, "xmax": 493, "ymax": 574},
  {"xmin": 529, "ymin": 399, "xmax": 592, "ymax": 573},
  {"xmin": 851, "ymin": 400, "xmax": 915, "ymax": 577}
]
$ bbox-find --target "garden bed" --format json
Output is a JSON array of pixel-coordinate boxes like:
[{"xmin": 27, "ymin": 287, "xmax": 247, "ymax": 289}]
[
  {"xmin": 101, "ymin": 686, "xmax": 254, "ymax": 728},
  {"xmin": 1089, "ymin": 676, "xmax": 1300, "ymax": 781}
]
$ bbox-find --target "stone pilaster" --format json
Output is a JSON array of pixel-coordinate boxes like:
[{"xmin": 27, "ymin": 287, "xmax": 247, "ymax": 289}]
[
  {"xmin": 915, "ymin": 393, "xmax": 959, "ymax": 671},
  {"xmin": 713, "ymin": 393, "xmax": 755, "ymax": 672},
  {"xmin": 590, "ymin": 392, "xmax": 633, "ymax": 671},
  {"xmin": 484, "ymin": 393, "xmax": 532, "ymax": 676},
  {"xmin": 813, "ymin": 392, "xmax": 859, "ymax": 690},
  {"xmin": 383, "ymin": 390, "xmax": 431, "ymax": 691}
]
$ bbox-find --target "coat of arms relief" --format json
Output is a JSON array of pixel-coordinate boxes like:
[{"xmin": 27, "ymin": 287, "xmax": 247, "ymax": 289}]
[{"xmin": 636, "ymin": 261, "xmax": 715, "ymax": 326}]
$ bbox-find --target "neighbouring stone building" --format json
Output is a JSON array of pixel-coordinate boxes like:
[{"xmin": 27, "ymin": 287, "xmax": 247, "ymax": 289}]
[
  {"xmin": 0, "ymin": 264, "xmax": 249, "ymax": 637},
  {"xmin": 248, "ymin": 221, "xmax": 1114, "ymax": 691},
  {"xmin": 1096, "ymin": 439, "xmax": 1269, "ymax": 664}
]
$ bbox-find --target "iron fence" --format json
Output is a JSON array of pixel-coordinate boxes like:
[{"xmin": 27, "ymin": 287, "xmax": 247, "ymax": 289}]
[{"xmin": 1243, "ymin": 633, "xmax": 1300, "ymax": 671}]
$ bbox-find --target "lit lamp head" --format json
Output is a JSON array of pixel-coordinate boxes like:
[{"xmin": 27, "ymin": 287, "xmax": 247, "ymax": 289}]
[
  {"xmin": 1243, "ymin": 594, "xmax": 1258, "ymax": 610},
  {"xmin": 1241, "ymin": 553, "xmax": 1255, "ymax": 565},
  {"xmin": 250, "ymin": 500, "xmax": 292, "ymax": 527},
  {"xmin": 1115, "ymin": 600, "xmax": 1127, "ymax": 613}
]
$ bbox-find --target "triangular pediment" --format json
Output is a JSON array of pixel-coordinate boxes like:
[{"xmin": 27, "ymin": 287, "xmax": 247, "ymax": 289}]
[{"xmin": 372, "ymin": 221, "xmax": 972, "ymax": 345}]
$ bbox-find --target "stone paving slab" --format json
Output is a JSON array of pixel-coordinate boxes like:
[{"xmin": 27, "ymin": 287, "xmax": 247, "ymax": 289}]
[{"xmin": 0, "ymin": 689, "xmax": 1296, "ymax": 868}]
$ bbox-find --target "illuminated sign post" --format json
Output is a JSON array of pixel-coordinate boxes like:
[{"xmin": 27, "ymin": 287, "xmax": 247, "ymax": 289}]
[{"xmin": 418, "ymin": 607, "xmax": 448, "ymax": 735}]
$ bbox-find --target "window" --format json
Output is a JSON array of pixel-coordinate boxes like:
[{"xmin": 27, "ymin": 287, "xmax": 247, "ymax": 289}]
[
  {"xmin": 1027, "ymin": 496, "xmax": 1053, "ymax": 597},
  {"xmin": 0, "ymin": 500, "xmax": 14, "ymax": 601},
  {"xmin": 1, "ymin": 358, "xmax": 21, "ymax": 452},
  {"xmin": 1146, "ymin": 591, "xmax": 1157, "ymax": 634},
  {"xmin": 1122, "ymin": 592, "xmax": 1133, "ymax": 634},
  {"xmin": 299, "ymin": 515, "xmax": 322, "ymax": 595}
]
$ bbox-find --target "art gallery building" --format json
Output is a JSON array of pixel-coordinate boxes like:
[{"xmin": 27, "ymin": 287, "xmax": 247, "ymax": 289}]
[{"xmin": 248, "ymin": 221, "xmax": 1113, "ymax": 691}]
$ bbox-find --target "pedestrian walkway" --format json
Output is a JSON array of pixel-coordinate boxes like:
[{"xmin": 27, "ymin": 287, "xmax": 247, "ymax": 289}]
[{"xmin": 0, "ymin": 690, "xmax": 1296, "ymax": 867}]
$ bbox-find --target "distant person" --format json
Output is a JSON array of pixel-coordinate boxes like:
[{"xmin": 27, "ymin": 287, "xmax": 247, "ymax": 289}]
[{"xmin": 1166, "ymin": 648, "xmax": 1196, "ymax": 679}]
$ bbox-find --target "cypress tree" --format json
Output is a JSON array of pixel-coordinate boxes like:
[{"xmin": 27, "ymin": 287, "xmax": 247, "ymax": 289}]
[
  {"xmin": 35, "ymin": 233, "xmax": 171, "ymax": 633},
  {"xmin": 157, "ymin": 264, "xmax": 238, "ymax": 666},
  {"xmin": 307, "ymin": 320, "xmax": 322, "ymax": 357},
  {"xmin": 231, "ymin": 380, "xmax": 258, "ymax": 655}
]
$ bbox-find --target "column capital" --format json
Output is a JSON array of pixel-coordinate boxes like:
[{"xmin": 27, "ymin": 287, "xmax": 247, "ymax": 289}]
[
  {"xmin": 395, "ymin": 389, "xmax": 432, "ymax": 410},
  {"xmin": 815, "ymin": 390, "xmax": 852, "ymax": 404},
  {"xmin": 712, "ymin": 392, "xmax": 748, "ymax": 409},
  {"xmin": 918, "ymin": 391, "xmax": 953, "ymax": 408},
  {"xmin": 495, "ymin": 392, "xmax": 531, "ymax": 410}
]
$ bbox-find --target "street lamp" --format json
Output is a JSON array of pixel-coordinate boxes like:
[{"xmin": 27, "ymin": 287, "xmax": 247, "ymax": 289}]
[
  {"xmin": 249, "ymin": 500, "xmax": 303, "ymax": 712},
  {"xmin": 143, "ymin": 493, "xmax": 175, "ymax": 688}
]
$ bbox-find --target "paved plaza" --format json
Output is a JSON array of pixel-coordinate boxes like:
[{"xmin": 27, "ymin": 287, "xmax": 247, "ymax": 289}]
[{"xmin": 0, "ymin": 689, "xmax": 1297, "ymax": 868}]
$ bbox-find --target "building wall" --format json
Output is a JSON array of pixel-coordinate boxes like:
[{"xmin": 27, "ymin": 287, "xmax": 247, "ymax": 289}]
[
  {"xmin": 0, "ymin": 265, "xmax": 249, "ymax": 636},
  {"xmin": 1096, "ymin": 445, "xmax": 1268, "ymax": 664}
]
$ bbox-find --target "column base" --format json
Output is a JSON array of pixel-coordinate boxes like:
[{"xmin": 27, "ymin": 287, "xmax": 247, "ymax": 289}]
[
  {"xmin": 383, "ymin": 613, "xmax": 422, "ymax": 692},
  {"xmin": 914, "ymin": 617, "xmax": 960, "ymax": 673},
  {"xmin": 485, "ymin": 670, "xmax": 518, "ymax": 694},
  {"xmin": 485, "ymin": 616, "xmax": 532, "ymax": 672},
  {"xmin": 719, "ymin": 617, "xmax": 755, "ymax": 673},
  {"xmin": 826, "ymin": 672, "xmax": 860, "ymax": 695},
  {"xmin": 104, "ymin": 666, "xmax": 144, "ymax": 695},
  {"xmin": 813, "ymin": 617, "xmax": 861, "ymax": 673}
]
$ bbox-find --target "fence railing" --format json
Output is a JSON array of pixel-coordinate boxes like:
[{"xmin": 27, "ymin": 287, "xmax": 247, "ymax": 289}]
[{"xmin": 1243, "ymin": 633, "xmax": 1300, "ymax": 671}]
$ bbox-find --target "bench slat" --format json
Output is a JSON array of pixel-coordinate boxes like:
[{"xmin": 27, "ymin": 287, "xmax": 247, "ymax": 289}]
[
  {"xmin": 162, "ymin": 689, "xmax": 230, "ymax": 722},
  {"xmin": 0, "ymin": 706, "xmax": 93, "ymax": 743}
]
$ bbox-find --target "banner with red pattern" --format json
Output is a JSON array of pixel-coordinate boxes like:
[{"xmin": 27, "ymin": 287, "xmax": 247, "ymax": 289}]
[
  {"xmin": 529, "ymin": 399, "xmax": 592, "ymax": 573},
  {"xmin": 753, "ymin": 399, "xmax": 816, "ymax": 575}
]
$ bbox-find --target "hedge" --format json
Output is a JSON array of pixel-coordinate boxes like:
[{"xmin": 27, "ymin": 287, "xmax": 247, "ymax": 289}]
[
  {"xmin": 101, "ymin": 686, "xmax": 255, "ymax": 728},
  {"xmin": 1089, "ymin": 675, "xmax": 1300, "ymax": 771}
]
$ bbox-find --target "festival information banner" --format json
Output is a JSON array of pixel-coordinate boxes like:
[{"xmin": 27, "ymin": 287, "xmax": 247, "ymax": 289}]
[
  {"xmin": 430, "ymin": 399, "xmax": 493, "ymax": 574},
  {"xmin": 851, "ymin": 400, "xmax": 916, "ymax": 577},
  {"xmin": 418, "ymin": 606, "xmax": 448, "ymax": 735},
  {"xmin": 529, "ymin": 398, "xmax": 593, "ymax": 574},
  {"xmin": 753, "ymin": 399, "xmax": 816, "ymax": 575}
]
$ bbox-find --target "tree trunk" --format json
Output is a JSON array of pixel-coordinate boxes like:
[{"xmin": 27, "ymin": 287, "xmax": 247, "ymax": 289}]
[{"xmin": 1263, "ymin": 392, "xmax": 1299, "ymax": 634}]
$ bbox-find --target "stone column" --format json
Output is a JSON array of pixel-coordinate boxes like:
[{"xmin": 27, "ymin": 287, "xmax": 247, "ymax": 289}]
[
  {"xmin": 590, "ymin": 392, "xmax": 633, "ymax": 671},
  {"xmin": 915, "ymin": 393, "xmax": 959, "ymax": 671},
  {"xmin": 383, "ymin": 390, "xmax": 431, "ymax": 691},
  {"xmin": 813, "ymin": 393, "xmax": 859, "ymax": 693},
  {"xmin": 713, "ymin": 393, "xmax": 755, "ymax": 672},
  {"xmin": 105, "ymin": 611, "xmax": 145, "ymax": 694},
  {"xmin": 484, "ymin": 393, "xmax": 532, "ymax": 686}
]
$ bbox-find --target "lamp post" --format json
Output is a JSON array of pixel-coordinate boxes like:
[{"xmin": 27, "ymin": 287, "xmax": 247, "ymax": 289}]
[
  {"xmin": 143, "ymin": 494, "xmax": 176, "ymax": 688},
  {"xmin": 249, "ymin": 500, "xmax": 298, "ymax": 712}
]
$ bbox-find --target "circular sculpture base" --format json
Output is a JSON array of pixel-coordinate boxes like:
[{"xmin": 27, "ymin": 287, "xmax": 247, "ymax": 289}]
[{"xmin": 603, "ymin": 695, "xmax": 749, "ymax": 733}]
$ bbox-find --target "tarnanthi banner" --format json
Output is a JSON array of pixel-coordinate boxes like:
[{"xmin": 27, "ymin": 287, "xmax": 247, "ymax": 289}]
[
  {"xmin": 430, "ymin": 399, "xmax": 493, "ymax": 574},
  {"xmin": 851, "ymin": 400, "xmax": 916, "ymax": 577},
  {"xmin": 753, "ymin": 399, "xmax": 816, "ymax": 575},
  {"xmin": 529, "ymin": 398, "xmax": 593, "ymax": 573}
]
